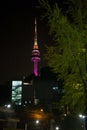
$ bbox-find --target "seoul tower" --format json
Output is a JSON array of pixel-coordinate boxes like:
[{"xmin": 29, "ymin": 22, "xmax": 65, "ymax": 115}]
[{"xmin": 31, "ymin": 18, "xmax": 40, "ymax": 76}]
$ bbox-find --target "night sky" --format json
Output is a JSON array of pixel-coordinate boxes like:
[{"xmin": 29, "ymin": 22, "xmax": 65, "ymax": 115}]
[{"xmin": 0, "ymin": 0, "xmax": 50, "ymax": 84}]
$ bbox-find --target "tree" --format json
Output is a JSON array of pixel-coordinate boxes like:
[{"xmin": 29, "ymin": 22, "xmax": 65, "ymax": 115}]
[{"xmin": 38, "ymin": 0, "xmax": 87, "ymax": 114}]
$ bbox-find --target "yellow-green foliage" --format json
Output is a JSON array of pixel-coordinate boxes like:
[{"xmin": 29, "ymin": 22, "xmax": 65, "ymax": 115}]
[{"xmin": 39, "ymin": 0, "xmax": 87, "ymax": 114}]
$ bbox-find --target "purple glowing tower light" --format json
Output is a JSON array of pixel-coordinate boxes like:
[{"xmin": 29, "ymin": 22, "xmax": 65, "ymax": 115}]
[{"xmin": 31, "ymin": 18, "xmax": 40, "ymax": 76}]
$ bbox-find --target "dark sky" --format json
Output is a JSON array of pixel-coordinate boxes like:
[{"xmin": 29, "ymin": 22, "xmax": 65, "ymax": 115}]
[{"xmin": 0, "ymin": 0, "xmax": 50, "ymax": 84}]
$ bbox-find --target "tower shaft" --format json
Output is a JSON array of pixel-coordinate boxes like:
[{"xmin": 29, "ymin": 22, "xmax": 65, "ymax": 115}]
[{"xmin": 31, "ymin": 18, "xmax": 40, "ymax": 76}]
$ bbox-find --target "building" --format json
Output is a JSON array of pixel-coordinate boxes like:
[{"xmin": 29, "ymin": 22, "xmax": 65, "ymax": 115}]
[
  {"xmin": 22, "ymin": 66, "xmax": 62, "ymax": 107},
  {"xmin": 11, "ymin": 80, "xmax": 22, "ymax": 105},
  {"xmin": 22, "ymin": 80, "xmax": 34, "ymax": 105}
]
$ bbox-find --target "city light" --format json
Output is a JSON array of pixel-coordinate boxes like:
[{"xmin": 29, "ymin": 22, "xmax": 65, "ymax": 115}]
[
  {"xmin": 36, "ymin": 120, "xmax": 39, "ymax": 124},
  {"xmin": 7, "ymin": 104, "xmax": 11, "ymax": 108},
  {"xmin": 5, "ymin": 104, "xmax": 11, "ymax": 108},
  {"xmin": 55, "ymin": 126, "xmax": 59, "ymax": 130},
  {"xmin": 40, "ymin": 109, "xmax": 43, "ymax": 112},
  {"xmin": 79, "ymin": 114, "xmax": 86, "ymax": 119},
  {"xmin": 79, "ymin": 114, "xmax": 86, "ymax": 130}
]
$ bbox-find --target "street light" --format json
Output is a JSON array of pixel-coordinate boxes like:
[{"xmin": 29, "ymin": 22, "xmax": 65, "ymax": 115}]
[
  {"xmin": 7, "ymin": 104, "xmax": 11, "ymax": 108},
  {"xmin": 55, "ymin": 126, "xmax": 59, "ymax": 130},
  {"xmin": 36, "ymin": 120, "xmax": 40, "ymax": 124},
  {"xmin": 79, "ymin": 114, "xmax": 86, "ymax": 130}
]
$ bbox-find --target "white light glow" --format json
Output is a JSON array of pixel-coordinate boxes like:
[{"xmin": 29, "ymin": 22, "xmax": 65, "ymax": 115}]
[
  {"xmin": 36, "ymin": 120, "xmax": 39, "ymax": 124},
  {"xmin": 56, "ymin": 126, "xmax": 59, "ymax": 130},
  {"xmin": 79, "ymin": 114, "xmax": 86, "ymax": 119},
  {"xmin": 7, "ymin": 104, "xmax": 11, "ymax": 108}
]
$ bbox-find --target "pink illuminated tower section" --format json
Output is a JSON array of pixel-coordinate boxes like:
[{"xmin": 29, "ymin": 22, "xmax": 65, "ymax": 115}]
[{"xmin": 31, "ymin": 18, "xmax": 40, "ymax": 76}]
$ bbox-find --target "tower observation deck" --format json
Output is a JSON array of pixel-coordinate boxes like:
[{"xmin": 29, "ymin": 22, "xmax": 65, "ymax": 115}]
[{"xmin": 31, "ymin": 18, "xmax": 40, "ymax": 76}]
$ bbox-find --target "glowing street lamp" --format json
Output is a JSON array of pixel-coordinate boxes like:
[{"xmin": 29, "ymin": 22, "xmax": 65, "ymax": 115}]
[
  {"xmin": 79, "ymin": 114, "xmax": 86, "ymax": 130},
  {"xmin": 55, "ymin": 126, "xmax": 59, "ymax": 130},
  {"xmin": 36, "ymin": 120, "xmax": 40, "ymax": 124},
  {"xmin": 7, "ymin": 104, "xmax": 11, "ymax": 108}
]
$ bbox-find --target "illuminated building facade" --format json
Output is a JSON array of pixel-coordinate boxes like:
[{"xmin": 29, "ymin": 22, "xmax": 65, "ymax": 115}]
[
  {"xmin": 11, "ymin": 81, "xmax": 22, "ymax": 105},
  {"xmin": 31, "ymin": 18, "xmax": 40, "ymax": 76}
]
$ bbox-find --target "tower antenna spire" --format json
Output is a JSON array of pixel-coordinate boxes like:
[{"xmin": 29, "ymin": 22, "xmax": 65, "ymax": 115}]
[
  {"xmin": 31, "ymin": 18, "xmax": 40, "ymax": 76},
  {"xmin": 34, "ymin": 17, "xmax": 38, "ymax": 49}
]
